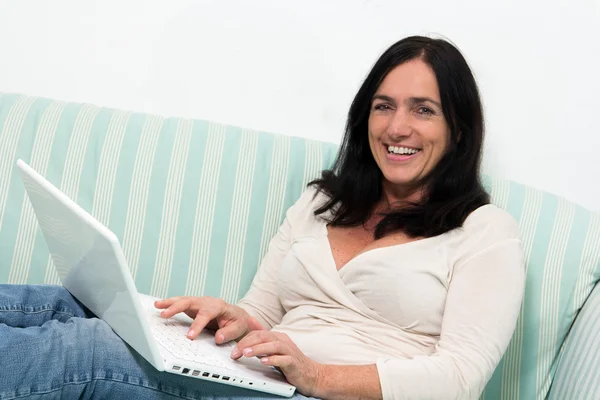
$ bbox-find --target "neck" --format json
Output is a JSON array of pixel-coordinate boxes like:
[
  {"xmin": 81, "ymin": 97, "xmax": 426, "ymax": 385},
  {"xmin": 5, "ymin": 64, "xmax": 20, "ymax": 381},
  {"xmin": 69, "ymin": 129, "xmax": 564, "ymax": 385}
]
[{"xmin": 380, "ymin": 181, "xmax": 426, "ymax": 210}]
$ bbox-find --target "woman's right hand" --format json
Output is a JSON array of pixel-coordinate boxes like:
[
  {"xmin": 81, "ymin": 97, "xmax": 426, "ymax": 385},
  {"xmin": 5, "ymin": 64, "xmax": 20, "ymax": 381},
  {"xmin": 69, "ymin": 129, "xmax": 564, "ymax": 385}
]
[{"xmin": 154, "ymin": 296, "xmax": 265, "ymax": 344}]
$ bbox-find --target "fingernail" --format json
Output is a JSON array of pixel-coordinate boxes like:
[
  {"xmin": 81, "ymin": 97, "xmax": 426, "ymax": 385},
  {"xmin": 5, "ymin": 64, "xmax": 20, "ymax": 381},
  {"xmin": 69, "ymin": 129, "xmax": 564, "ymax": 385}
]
[
  {"xmin": 217, "ymin": 333, "xmax": 224, "ymax": 343},
  {"xmin": 261, "ymin": 357, "xmax": 268, "ymax": 364},
  {"xmin": 243, "ymin": 348, "xmax": 252, "ymax": 356},
  {"xmin": 231, "ymin": 348, "xmax": 240, "ymax": 358},
  {"xmin": 187, "ymin": 329, "xmax": 196, "ymax": 338}
]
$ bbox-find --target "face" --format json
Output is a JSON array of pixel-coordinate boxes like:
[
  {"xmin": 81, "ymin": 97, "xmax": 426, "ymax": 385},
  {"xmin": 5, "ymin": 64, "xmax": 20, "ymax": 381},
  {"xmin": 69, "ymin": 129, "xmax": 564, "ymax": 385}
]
[{"xmin": 368, "ymin": 58, "xmax": 450, "ymax": 202}]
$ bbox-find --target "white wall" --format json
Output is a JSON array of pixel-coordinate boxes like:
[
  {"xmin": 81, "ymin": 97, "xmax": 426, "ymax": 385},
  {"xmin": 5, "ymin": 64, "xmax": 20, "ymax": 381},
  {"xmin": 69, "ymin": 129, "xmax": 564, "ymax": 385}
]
[{"xmin": 0, "ymin": 0, "xmax": 598, "ymax": 210}]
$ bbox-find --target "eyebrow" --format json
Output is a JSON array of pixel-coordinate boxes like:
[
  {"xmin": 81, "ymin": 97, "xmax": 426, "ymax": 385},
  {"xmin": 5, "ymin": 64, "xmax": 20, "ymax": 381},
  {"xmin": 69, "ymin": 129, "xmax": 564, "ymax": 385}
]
[{"xmin": 372, "ymin": 94, "xmax": 442, "ymax": 109}]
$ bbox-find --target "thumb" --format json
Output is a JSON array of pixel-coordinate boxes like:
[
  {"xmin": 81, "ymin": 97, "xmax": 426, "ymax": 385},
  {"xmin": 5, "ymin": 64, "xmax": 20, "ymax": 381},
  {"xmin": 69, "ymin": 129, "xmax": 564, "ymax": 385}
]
[
  {"xmin": 215, "ymin": 321, "xmax": 246, "ymax": 344},
  {"xmin": 247, "ymin": 316, "xmax": 266, "ymax": 332}
]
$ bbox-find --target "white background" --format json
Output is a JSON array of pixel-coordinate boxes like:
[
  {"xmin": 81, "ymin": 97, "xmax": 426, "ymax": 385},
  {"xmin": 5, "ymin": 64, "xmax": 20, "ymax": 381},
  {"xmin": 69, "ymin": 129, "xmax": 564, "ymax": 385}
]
[{"xmin": 0, "ymin": 0, "xmax": 598, "ymax": 210}]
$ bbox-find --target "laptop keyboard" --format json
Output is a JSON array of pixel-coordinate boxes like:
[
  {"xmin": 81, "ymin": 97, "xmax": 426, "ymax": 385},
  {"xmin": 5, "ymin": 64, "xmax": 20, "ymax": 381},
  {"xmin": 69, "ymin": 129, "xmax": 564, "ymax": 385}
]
[{"xmin": 145, "ymin": 307, "xmax": 236, "ymax": 371}]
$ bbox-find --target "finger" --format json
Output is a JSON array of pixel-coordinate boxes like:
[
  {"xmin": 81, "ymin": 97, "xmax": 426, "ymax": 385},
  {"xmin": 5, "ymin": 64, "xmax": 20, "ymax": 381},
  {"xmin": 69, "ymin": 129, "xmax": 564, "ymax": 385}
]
[
  {"xmin": 160, "ymin": 298, "xmax": 192, "ymax": 318},
  {"xmin": 235, "ymin": 330, "xmax": 273, "ymax": 349},
  {"xmin": 247, "ymin": 316, "xmax": 266, "ymax": 332},
  {"xmin": 215, "ymin": 321, "xmax": 246, "ymax": 344},
  {"xmin": 187, "ymin": 312, "xmax": 217, "ymax": 339},
  {"xmin": 153, "ymin": 296, "xmax": 183, "ymax": 309},
  {"xmin": 259, "ymin": 355, "xmax": 293, "ymax": 370},
  {"xmin": 242, "ymin": 342, "xmax": 286, "ymax": 358},
  {"xmin": 222, "ymin": 317, "xmax": 266, "ymax": 346},
  {"xmin": 232, "ymin": 331, "xmax": 276, "ymax": 359}
]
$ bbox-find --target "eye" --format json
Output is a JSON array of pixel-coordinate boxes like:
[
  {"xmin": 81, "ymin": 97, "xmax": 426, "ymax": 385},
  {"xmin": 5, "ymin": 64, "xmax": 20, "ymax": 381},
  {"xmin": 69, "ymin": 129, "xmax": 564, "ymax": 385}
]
[
  {"xmin": 417, "ymin": 106, "xmax": 434, "ymax": 116},
  {"xmin": 373, "ymin": 103, "xmax": 392, "ymax": 111}
]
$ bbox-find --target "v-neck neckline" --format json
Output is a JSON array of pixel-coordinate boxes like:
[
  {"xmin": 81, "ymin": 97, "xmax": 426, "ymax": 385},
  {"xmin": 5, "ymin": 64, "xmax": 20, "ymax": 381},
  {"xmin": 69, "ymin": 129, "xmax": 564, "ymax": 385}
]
[{"xmin": 319, "ymin": 219, "xmax": 437, "ymax": 274}]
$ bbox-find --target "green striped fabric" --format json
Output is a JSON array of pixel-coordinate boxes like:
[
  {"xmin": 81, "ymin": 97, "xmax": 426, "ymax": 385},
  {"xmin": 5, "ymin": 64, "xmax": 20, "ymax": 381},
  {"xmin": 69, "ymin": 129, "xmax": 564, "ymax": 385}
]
[
  {"xmin": 0, "ymin": 93, "xmax": 599, "ymax": 399},
  {"xmin": 0, "ymin": 93, "xmax": 338, "ymax": 304},
  {"xmin": 547, "ymin": 280, "xmax": 600, "ymax": 399},
  {"xmin": 480, "ymin": 176, "xmax": 600, "ymax": 400}
]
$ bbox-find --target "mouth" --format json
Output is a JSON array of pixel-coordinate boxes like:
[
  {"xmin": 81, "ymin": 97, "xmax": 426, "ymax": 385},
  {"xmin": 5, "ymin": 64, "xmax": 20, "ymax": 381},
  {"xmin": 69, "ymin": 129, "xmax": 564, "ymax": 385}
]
[{"xmin": 385, "ymin": 144, "xmax": 421, "ymax": 160}]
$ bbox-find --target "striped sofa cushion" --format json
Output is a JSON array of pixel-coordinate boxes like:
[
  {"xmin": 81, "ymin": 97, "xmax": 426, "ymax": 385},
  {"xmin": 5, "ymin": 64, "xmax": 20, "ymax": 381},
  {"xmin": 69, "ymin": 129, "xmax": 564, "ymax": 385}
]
[
  {"xmin": 479, "ymin": 176, "xmax": 600, "ymax": 400},
  {"xmin": 0, "ymin": 93, "xmax": 599, "ymax": 399},
  {"xmin": 547, "ymin": 281, "xmax": 600, "ymax": 399},
  {"xmin": 0, "ymin": 93, "xmax": 338, "ymax": 304}
]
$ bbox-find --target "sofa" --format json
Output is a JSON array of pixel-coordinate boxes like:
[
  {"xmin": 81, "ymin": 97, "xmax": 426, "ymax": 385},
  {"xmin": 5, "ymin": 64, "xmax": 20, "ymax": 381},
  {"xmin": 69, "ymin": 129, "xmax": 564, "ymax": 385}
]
[{"xmin": 1, "ymin": 92, "xmax": 599, "ymax": 400}]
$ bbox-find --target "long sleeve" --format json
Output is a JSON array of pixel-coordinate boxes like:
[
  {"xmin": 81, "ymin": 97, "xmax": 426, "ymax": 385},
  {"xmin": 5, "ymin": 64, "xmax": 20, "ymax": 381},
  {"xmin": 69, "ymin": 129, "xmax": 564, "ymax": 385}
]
[
  {"xmin": 376, "ymin": 212, "xmax": 526, "ymax": 400},
  {"xmin": 236, "ymin": 188, "xmax": 317, "ymax": 329}
]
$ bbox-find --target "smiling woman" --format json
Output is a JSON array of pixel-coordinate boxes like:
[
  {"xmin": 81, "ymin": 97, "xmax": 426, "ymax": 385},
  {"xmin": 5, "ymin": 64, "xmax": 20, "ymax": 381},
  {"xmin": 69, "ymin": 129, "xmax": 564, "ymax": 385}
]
[
  {"xmin": 312, "ymin": 36, "xmax": 490, "ymax": 239},
  {"xmin": 368, "ymin": 60, "xmax": 451, "ymax": 202},
  {"xmin": 0, "ymin": 36, "xmax": 524, "ymax": 400},
  {"xmin": 235, "ymin": 36, "xmax": 524, "ymax": 400}
]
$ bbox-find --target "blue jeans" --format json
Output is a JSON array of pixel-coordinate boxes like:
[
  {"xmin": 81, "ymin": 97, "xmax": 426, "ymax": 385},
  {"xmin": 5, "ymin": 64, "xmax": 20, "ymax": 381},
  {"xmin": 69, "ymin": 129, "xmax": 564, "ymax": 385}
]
[{"xmin": 0, "ymin": 285, "xmax": 312, "ymax": 400}]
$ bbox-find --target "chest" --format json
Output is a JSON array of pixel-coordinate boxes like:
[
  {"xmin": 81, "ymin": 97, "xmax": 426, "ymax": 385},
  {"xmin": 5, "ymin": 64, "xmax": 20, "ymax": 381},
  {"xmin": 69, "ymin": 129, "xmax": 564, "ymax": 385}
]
[
  {"xmin": 278, "ymin": 232, "xmax": 451, "ymax": 334},
  {"xmin": 326, "ymin": 224, "xmax": 421, "ymax": 271}
]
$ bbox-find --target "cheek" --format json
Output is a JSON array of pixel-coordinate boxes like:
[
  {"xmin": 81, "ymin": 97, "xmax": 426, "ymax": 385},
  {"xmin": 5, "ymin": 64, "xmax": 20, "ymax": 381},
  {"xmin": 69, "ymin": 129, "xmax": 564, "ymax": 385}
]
[
  {"xmin": 425, "ymin": 125, "xmax": 451, "ymax": 157},
  {"xmin": 368, "ymin": 114, "xmax": 387, "ymax": 137},
  {"xmin": 439, "ymin": 131, "xmax": 452, "ymax": 155},
  {"xmin": 368, "ymin": 134, "xmax": 381, "ymax": 162},
  {"xmin": 367, "ymin": 118, "xmax": 382, "ymax": 150}
]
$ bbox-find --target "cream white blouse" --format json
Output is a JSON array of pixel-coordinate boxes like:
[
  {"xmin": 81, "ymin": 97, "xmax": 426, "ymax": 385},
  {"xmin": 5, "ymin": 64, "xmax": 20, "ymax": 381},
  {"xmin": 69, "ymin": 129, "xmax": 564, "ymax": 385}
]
[{"xmin": 237, "ymin": 187, "xmax": 525, "ymax": 400}]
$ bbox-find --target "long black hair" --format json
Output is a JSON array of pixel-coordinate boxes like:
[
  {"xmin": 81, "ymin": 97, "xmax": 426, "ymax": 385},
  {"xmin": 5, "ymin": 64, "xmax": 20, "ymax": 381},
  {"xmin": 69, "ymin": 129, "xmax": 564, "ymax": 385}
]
[{"xmin": 310, "ymin": 36, "xmax": 490, "ymax": 239}]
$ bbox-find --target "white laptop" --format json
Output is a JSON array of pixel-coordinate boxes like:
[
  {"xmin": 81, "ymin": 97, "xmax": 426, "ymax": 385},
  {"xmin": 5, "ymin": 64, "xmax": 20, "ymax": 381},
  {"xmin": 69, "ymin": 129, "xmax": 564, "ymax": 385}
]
[{"xmin": 16, "ymin": 159, "xmax": 296, "ymax": 398}]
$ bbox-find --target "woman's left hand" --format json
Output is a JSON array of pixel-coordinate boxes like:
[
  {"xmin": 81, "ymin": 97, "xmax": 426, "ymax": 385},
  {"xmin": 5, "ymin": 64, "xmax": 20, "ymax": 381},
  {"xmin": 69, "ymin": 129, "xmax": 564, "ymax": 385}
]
[{"xmin": 231, "ymin": 330, "xmax": 322, "ymax": 396}]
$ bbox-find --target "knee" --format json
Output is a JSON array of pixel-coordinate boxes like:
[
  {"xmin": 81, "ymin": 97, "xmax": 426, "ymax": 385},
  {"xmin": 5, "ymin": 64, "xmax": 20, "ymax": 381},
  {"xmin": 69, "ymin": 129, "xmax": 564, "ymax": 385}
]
[{"xmin": 44, "ymin": 285, "xmax": 92, "ymax": 318}]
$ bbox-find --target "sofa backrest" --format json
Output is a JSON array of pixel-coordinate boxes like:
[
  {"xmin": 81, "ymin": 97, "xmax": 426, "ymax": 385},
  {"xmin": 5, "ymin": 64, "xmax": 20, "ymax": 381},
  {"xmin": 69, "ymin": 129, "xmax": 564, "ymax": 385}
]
[
  {"xmin": 0, "ymin": 93, "xmax": 338, "ymax": 302},
  {"xmin": 1, "ymin": 93, "xmax": 599, "ymax": 400},
  {"xmin": 547, "ymin": 278, "xmax": 600, "ymax": 399},
  {"xmin": 478, "ymin": 174, "xmax": 600, "ymax": 400}
]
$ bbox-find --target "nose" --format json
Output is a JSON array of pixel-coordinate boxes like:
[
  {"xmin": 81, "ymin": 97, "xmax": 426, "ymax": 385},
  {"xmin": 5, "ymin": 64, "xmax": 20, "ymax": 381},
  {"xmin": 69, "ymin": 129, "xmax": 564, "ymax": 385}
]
[{"xmin": 387, "ymin": 109, "xmax": 413, "ymax": 141}]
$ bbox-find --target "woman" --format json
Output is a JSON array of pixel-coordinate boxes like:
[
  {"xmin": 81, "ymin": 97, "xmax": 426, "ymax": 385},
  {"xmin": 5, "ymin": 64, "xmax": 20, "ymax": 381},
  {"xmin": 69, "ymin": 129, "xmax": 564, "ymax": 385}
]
[{"xmin": 0, "ymin": 36, "xmax": 524, "ymax": 400}]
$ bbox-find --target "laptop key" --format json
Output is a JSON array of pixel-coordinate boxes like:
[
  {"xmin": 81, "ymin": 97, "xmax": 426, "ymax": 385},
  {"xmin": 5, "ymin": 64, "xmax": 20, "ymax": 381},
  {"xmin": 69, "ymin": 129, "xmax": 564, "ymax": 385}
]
[{"xmin": 144, "ymin": 306, "xmax": 235, "ymax": 371}]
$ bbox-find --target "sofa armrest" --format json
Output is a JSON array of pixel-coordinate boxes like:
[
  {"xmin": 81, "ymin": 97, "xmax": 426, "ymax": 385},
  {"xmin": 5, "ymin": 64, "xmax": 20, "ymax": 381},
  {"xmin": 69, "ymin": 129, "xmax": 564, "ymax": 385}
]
[{"xmin": 548, "ymin": 281, "xmax": 600, "ymax": 399}]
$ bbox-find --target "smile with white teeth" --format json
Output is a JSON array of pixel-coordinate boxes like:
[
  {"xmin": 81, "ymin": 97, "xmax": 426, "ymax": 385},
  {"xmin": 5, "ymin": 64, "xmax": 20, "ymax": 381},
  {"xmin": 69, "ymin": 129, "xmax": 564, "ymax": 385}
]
[{"xmin": 387, "ymin": 145, "xmax": 421, "ymax": 155}]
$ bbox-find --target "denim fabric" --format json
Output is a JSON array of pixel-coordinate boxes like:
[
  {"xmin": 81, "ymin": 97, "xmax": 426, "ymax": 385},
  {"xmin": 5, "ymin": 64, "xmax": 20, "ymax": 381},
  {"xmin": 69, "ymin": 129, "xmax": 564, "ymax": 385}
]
[{"xmin": 0, "ymin": 285, "xmax": 311, "ymax": 400}]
